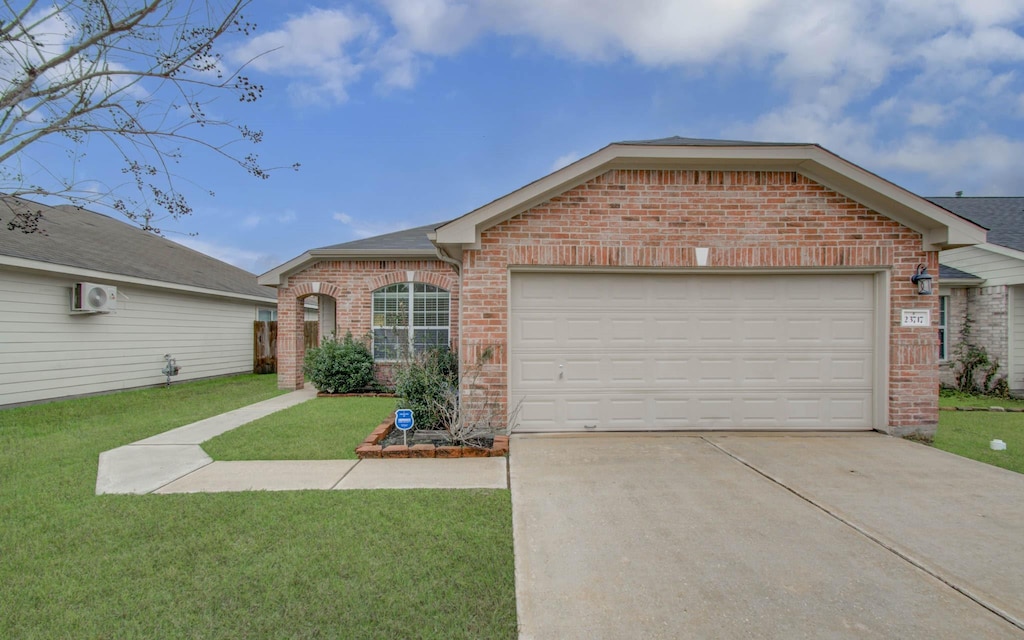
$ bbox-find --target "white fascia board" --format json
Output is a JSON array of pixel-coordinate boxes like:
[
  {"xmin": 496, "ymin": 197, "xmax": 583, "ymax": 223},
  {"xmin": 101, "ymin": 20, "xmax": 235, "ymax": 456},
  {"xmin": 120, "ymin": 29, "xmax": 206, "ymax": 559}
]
[
  {"xmin": 258, "ymin": 248, "xmax": 440, "ymax": 287},
  {"xmin": 435, "ymin": 144, "xmax": 819, "ymax": 246},
  {"xmin": 433, "ymin": 142, "xmax": 986, "ymax": 251},
  {"xmin": 0, "ymin": 255, "xmax": 276, "ymax": 304},
  {"xmin": 796, "ymin": 149, "xmax": 987, "ymax": 250},
  {"xmin": 258, "ymin": 252, "xmax": 313, "ymax": 286},
  {"xmin": 976, "ymin": 242, "xmax": 1024, "ymax": 263},
  {"xmin": 940, "ymin": 278, "xmax": 984, "ymax": 287}
]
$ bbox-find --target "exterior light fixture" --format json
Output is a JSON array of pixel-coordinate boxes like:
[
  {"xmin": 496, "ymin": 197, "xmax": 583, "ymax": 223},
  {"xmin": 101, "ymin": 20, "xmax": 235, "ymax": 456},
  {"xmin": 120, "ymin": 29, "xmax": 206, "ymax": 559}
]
[{"xmin": 911, "ymin": 264, "xmax": 933, "ymax": 295}]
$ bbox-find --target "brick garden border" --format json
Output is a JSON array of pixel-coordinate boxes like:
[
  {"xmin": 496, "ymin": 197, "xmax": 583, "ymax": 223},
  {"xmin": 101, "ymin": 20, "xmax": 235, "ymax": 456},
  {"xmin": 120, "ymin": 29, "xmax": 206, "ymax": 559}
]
[{"xmin": 354, "ymin": 413, "xmax": 509, "ymax": 459}]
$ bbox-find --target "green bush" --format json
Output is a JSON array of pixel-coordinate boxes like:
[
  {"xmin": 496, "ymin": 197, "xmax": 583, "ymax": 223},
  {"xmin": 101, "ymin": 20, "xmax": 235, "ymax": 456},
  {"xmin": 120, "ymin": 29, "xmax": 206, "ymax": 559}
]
[
  {"xmin": 303, "ymin": 333, "xmax": 375, "ymax": 394},
  {"xmin": 394, "ymin": 348, "xmax": 459, "ymax": 430}
]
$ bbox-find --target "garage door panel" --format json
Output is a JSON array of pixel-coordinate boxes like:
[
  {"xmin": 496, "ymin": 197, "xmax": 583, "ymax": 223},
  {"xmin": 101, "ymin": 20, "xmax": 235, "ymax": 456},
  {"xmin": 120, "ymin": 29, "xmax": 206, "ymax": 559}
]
[
  {"xmin": 510, "ymin": 273, "xmax": 876, "ymax": 431},
  {"xmin": 610, "ymin": 319, "xmax": 647, "ymax": 342},
  {"xmin": 515, "ymin": 352, "xmax": 874, "ymax": 390},
  {"xmin": 565, "ymin": 319, "xmax": 602, "ymax": 342},
  {"xmin": 653, "ymin": 319, "xmax": 692, "ymax": 342}
]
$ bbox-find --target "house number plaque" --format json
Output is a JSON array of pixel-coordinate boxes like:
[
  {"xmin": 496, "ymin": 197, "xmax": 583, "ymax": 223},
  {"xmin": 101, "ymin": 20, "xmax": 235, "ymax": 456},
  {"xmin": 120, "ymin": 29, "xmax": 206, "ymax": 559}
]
[{"xmin": 901, "ymin": 309, "xmax": 931, "ymax": 327}]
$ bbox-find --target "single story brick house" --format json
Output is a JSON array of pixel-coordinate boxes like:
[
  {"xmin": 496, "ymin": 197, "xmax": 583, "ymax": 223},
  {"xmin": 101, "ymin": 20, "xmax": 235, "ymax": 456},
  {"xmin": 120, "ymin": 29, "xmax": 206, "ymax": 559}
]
[
  {"xmin": 933, "ymin": 198, "xmax": 1024, "ymax": 393},
  {"xmin": 259, "ymin": 137, "xmax": 987, "ymax": 436}
]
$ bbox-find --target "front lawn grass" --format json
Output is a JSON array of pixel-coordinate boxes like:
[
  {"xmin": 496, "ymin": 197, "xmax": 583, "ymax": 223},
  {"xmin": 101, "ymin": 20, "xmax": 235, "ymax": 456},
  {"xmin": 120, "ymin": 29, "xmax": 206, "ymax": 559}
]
[
  {"xmin": 938, "ymin": 391, "xmax": 1024, "ymax": 409},
  {"xmin": 935, "ymin": 410, "xmax": 1024, "ymax": 475},
  {"xmin": 0, "ymin": 377, "xmax": 516, "ymax": 639},
  {"xmin": 203, "ymin": 396, "xmax": 397, "ymax": 460}
]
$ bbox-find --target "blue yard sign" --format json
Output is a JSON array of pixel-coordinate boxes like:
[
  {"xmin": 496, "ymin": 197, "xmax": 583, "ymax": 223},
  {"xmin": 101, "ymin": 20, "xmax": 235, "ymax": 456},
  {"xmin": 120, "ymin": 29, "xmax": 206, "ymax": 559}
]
[{"xmin": 395, "ymin": 409, "xmax": 414, "ymax": 431}]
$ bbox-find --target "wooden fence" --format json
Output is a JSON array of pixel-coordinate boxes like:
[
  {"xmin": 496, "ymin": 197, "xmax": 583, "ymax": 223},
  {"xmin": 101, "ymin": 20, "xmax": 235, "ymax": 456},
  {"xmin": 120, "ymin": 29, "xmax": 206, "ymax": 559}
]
[{"xmin": 253, "ymin": 321, "xmax": 319, "ymax": 374}]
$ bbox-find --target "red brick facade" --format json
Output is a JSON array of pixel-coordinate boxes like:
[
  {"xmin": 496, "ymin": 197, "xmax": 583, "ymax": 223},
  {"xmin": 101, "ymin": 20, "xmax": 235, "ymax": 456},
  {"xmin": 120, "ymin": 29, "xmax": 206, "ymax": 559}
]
[
  {"xmin": 277, "ymin": 260, "xmax": 459, "ymax": 390},
  {"xmin": 278, "ymin": 168, "xmax": 941, "ymax": 434},
  {"xmin": 458, "ymin": 169, "xmax": 939, "ymax": 434}
]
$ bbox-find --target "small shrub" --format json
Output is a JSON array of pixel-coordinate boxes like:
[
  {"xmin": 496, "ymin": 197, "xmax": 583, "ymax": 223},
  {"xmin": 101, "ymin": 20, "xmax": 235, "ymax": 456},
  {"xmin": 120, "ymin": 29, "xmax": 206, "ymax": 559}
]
[
  {"xmin": 303, "ymin": 333, "xmax": 375, "ymax": 394},
  {"xmin": 393, "ymin": 348, "xmax": 459, "ymax": 430},
  {"xmin": 948, "ymin": 314, "xmax": 1008, "ymax": 396}
]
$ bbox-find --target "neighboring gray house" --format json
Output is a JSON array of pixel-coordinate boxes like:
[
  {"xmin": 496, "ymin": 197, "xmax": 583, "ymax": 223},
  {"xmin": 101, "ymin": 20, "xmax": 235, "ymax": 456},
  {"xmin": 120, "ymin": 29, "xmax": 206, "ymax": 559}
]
[
  {"xmin": 933, "ymin": 197, "xmax": 1024, "ymax": 393},
  {"xmin": 0, "ymin": 196, "xmax": 277, "ymax": 407}
]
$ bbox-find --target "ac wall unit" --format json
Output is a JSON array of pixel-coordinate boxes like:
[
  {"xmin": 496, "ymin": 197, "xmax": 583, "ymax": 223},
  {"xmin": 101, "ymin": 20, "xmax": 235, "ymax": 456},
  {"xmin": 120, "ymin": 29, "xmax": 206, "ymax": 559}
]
[{"xmin": 71, "ymin": 282, "xmax": 117, "ymax": 313}]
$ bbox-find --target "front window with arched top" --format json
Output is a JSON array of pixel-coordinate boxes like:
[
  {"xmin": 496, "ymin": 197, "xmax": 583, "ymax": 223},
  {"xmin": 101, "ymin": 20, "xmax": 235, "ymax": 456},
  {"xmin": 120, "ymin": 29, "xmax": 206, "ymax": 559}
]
[{"xmin": 372, "ymin": 283, "xmax": 450, "ymax": 360}]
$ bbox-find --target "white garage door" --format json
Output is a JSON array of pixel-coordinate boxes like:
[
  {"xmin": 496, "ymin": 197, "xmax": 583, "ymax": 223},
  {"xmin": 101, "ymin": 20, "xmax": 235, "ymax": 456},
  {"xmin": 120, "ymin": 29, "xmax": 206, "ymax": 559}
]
[{"xmin": 510, "ymin": 272, "xmax": 876, "ymax": 432}]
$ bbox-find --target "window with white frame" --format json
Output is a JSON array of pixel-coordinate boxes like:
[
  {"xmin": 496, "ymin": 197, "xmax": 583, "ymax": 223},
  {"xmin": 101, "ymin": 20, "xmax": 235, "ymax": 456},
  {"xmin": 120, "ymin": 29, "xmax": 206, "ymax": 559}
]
[
  {"xmin": 256, "ymin": 307, "xmax": 277, "ymax": 321},
  {"xmin": 938, "ymin": 295, "xmax": 949, "ymax": 360},
  {"xmin": 372, "ymin": 283, "xmax": 450, "ymax": 360}
]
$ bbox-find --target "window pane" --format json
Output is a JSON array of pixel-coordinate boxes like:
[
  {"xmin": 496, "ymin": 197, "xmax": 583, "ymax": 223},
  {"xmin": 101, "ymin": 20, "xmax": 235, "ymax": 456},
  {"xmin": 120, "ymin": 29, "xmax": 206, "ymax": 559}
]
[
  {"xmin": 373, "ymin": 328, "xmax": 408, "ymax": 360},
  {"xmin": 413, "ymin": 329, "xmax": 449, "ymax": 354}
]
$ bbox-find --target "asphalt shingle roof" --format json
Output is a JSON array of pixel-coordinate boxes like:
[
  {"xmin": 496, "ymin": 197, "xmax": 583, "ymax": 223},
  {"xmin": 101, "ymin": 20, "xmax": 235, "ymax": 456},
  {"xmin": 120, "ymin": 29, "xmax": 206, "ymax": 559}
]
[
  {"xmin": 0, "ymin": 196, "xmax": 275, "ymax": 299},
  {"xmin": 938, "ymin": 264, "xmax": 981, "ymax": 281},
  {"xmin": 314, "ymin": 222, "xmax": 442, "ymax": 252},
  {"xmin": 928, "ymin": 197, "xmax": 1024, "ymax": 253},
  {"xmin": 615, "ymin": 136, "xmax": 811, "ymax": 147}
]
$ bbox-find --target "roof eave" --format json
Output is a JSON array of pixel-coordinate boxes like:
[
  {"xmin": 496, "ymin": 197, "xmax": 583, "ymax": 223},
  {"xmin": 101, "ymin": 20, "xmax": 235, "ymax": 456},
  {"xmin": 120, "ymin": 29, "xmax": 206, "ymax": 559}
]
[
  {"xmin": 258, "ymin": 248, "xmax": 440, "ymax": 287},
  {"xmin": 1, "ymin": 254, "xmax": 276, "ymax": 303},
  {"xmin": 433, "ymin": 142, "xmax": 988, "ymax": 252},
  {"xmin": 940, "ymin": 278, "xmax": 985, "ymax": 286}
]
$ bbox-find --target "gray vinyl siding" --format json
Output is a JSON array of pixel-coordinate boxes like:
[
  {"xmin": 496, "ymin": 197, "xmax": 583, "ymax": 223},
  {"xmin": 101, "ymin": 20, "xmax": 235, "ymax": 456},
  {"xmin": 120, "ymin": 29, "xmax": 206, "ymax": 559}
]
[
  {"xmin": 0, "ymin": 268, "xmax": 262, "ymax": 406},
  {"xmin": 940, "ymin": 246, "xmax": 1024, "ymax": 286}
]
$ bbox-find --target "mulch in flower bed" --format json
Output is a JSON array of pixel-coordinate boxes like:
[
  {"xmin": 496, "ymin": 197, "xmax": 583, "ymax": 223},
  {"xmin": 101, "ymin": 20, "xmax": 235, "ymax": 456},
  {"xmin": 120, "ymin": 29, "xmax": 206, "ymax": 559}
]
[{"xmin": 354, "ymin": 415, "xmax": 508, "ymax": 459}]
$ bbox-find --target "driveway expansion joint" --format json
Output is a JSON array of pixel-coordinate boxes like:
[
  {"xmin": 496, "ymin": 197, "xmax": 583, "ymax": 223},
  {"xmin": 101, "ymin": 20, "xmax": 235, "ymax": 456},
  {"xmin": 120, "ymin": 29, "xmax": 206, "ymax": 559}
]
[{"xmin": 702, "ymin": 435, "xmax": 1024, "ymax": 634}]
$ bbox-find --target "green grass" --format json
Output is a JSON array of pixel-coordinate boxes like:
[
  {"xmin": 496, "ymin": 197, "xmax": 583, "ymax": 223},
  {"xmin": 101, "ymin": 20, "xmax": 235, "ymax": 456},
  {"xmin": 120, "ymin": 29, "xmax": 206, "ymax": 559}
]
[
  {"xmin": 935, "ymin": 410, "xmax": 1024, "ymax": 475},
  {"xmin": 203, "ymin": 396, "xmax": 397, "ymax": 460},
  {"xmin": 938, "ymin": 391, "xmax": 1024, "ymax": 409},
  {"xmin": 0, "ymin": 376, "xmax": 516, "ymax": 639}
]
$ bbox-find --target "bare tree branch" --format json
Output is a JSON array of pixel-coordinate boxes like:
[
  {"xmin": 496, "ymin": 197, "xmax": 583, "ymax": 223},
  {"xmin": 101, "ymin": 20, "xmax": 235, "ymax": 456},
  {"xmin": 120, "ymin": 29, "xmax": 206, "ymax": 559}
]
[{"xmin": 0, "ymin": 0, "xmax": 298, "ymax": 234}]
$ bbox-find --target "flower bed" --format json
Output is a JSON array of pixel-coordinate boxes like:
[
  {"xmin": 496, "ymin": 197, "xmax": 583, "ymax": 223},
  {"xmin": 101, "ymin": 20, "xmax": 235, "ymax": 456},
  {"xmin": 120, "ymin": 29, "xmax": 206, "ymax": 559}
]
[{"xmin": 354, "ymin": 414, "xmax": 509, "ymax": 459}]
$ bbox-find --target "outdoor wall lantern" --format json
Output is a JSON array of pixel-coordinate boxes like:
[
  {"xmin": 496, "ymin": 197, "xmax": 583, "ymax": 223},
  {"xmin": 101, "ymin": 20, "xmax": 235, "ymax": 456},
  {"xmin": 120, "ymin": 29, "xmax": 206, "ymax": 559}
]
[{"xmin": 911, "ymin": 264, "xmax": 933, "ymax": 295}]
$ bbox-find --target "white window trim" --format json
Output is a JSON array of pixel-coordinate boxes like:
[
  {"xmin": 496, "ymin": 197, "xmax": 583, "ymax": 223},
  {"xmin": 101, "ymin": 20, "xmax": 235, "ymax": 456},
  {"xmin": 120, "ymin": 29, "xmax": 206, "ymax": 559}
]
[{"xmin": 372, "ymin": 283, "xmax": 450, "ymax": 361}]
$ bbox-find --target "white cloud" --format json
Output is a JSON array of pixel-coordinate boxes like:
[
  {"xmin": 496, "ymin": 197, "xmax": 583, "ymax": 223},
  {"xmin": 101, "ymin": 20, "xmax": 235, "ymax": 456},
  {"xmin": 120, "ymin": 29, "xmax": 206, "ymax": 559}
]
[
  {"xmin": 241, "ymin": 214, "xmax": 262, "ymax": 228},
  {"xmin": 550, "ymin": 151, "xmax": 582, "ymax": 172},
  {"xmin": 177, "ymin": 237, "xmax": 280, "ymax": 273},
  {"xmin": 230, "ymin": 7, "xmax": 377, "ymax": 103},
  {"xmin": 277, "ymin": 211, "xmax": 297, "ymax": 223},
  {"xmin": 237, "ymin": 1, "xmax": 1023, "ymax": 196},
  {"xmin": 907, "ymin": 103, "xmax": 952, "ymax": 127},
  {"xmin": 872, "ymin": 134, "xmax": 1024, "ymax": 195},
  {"xmin": 333, "ymin": 211, "xmax": 412, "ymax": 239}
]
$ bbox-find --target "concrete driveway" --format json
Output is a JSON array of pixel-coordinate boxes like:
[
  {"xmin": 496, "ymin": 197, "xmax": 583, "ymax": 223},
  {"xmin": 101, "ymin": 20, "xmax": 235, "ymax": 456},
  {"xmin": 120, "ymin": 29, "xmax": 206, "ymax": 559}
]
[{"xmin": 510, "ymin": 432, "xmax": 1024, "ymax": 639}]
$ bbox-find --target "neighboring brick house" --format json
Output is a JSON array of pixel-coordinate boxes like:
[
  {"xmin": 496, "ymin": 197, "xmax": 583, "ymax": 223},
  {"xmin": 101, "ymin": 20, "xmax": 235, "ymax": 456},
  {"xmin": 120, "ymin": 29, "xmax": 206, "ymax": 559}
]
[
  {"xmin": 260, "ymin": 138, "xmax": 987, "ymax": 436},
  {"xmin": 933, "ymin": 198, "xmax": 1024, "ymax": 394}
]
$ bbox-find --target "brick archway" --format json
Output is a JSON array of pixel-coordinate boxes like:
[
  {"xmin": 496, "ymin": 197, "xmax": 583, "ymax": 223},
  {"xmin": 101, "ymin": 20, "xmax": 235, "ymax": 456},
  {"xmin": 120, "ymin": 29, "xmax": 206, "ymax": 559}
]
[{"xmin": 278, "ymin": 282, "xmax": 344, "ymax": 390}]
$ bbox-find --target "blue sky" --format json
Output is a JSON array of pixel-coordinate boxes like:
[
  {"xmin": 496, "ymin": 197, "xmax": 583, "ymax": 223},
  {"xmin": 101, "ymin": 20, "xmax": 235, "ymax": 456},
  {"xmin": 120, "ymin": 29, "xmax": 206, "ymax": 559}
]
[{"xmin": 14, "ymin": 1, "xmax": 1024, "ymax": 273}]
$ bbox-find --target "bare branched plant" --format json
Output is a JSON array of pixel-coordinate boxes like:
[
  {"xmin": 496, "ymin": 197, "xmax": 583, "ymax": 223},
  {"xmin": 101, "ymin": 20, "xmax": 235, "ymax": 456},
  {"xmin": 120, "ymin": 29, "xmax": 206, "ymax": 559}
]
[
  {"xmin": 425, "ymin": 348, "xmax": 522, "ymax": 448},
  {"xmin": 0, "ymin": 0, "xmax": 298, "ymax": 233}
]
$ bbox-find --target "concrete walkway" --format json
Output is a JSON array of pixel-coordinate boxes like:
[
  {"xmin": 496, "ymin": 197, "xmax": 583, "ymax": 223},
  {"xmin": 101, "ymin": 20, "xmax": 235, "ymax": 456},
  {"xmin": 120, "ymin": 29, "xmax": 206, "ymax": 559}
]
[
  {"xmin": 511, "ymin": 432, "xmax": 1024, "ymax": 639},
  {"xmin": 95, "ymin": 388, "xmax": 507, "ymax": 494}
]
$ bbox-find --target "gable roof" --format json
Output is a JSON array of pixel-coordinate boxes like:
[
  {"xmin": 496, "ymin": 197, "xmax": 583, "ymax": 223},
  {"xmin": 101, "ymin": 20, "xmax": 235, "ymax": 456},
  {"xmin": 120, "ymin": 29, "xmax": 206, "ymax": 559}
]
[
  {"xmin": 928, "ymin": 197, "xmax": 1024, "ymax": 254},
  {"xmin": 258, "ymin": 222, "xmax": 444, "ymax": 286},
  {"xmin": 431, "ymin": 138, "xmax": 987, "ymax": 255},
  {"xmin": 259, "ymin": 137, "xmax": 991, "ymax": 287},
  {"xmin": 0, "ymin": 196, "xmax": 275, "ymax": 301},
  {"xmin": 314, "ymin": 223, "xmax": 442, "ymax": 252}
]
